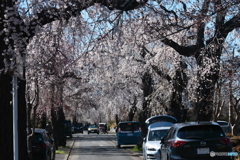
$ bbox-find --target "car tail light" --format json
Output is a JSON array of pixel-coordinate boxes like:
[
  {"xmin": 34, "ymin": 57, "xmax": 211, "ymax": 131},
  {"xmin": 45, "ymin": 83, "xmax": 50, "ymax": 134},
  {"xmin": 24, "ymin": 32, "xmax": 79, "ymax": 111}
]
[
  {"xmin": 36, "ymin": 143, "xmax": 47, "ymax": 148},
  {"xmin": 220, "ymin": 138, "xmax": 230, "ymax": 145},
  {"xmin": 170, "ymin": 140, "xmax": 186, "ymax": 147}
]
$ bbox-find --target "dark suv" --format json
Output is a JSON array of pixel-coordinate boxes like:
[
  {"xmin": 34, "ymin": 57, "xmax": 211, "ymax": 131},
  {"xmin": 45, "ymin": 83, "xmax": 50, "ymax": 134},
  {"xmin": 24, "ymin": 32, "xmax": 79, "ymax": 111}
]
[
  {"xmin": 160, "ymin": 121, "xmax": 234, "ymax": 160},
  {"xmin": 64, "ymin": 120, "xmax": 73, "ymax": 138},
  {"xmin": 32, "ymin": 128, "xmax": 55, "ymax": 160},
  {"xmin": 73, "ymin": 123, "xmax": 84, "ymax": 133}
]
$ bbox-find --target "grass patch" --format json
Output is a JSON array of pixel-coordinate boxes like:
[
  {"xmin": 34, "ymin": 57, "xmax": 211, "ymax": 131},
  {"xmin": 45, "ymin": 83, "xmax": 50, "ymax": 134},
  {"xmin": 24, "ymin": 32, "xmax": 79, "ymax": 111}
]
[
  {"xmin": 55, "ymin": 145, "xmax": 70, "ymax": 154},
  {"xmin": 58, "ymin": 146, "xmax": 70, "ymax": 149},
  {"xmin": 55, "ymin": 150, "xmax": 67, "ymax": 154},
  {"xmin": 132, "ymin": 145, "xmax": 142, "ymax": 152}
]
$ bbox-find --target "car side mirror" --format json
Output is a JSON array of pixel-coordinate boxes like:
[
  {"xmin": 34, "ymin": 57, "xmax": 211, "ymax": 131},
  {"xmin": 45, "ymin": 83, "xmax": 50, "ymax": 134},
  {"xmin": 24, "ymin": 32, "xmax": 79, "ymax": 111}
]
[
  {"xmin": 143, "ymin": 137, "xmax": 146, "ymax": 142},
  {"xmin": 160, "ymin": 137, "xmax": 165, "ymax": 144},
  {"xmin": 50, "ymin": 138, "xmax": 54, "ymax": 144}
]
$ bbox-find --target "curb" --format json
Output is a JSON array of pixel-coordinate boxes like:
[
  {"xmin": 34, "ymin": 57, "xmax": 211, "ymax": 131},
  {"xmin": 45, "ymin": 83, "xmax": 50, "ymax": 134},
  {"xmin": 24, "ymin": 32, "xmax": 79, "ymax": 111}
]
[
  {"xmin": 55, "ymin": 138, "xmax": 74, "ymax": 160},
  {"xmin": 65, "ymin": 139, "xmax": 75, "ymax": 160}
]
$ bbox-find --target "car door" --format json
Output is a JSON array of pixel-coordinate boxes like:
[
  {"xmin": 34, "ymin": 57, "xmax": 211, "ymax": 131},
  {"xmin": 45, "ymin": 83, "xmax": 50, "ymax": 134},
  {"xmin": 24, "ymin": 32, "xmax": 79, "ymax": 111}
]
[
  {"xmin": 143, "ymin": 129, "xmax": 150, "ymax": 159},
  {"xmin": 160, "ymin": 127, "xmax": 175, "ymax": 160},
  {"xmin": 44, "ymin": 131, "xmax": 55, "ymax": 159}
]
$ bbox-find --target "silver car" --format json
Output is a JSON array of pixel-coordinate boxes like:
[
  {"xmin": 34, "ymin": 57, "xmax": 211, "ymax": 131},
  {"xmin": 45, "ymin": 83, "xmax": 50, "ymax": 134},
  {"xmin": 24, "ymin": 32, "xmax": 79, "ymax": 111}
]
[{"xmin": 142, "ymin": 126, "xmax": 170, "ymax": 160}]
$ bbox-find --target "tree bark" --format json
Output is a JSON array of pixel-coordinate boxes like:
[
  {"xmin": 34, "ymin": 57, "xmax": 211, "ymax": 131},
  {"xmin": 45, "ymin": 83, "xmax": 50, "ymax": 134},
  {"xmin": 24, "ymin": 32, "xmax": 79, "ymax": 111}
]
[
  {"xmin": 194, "ymin": 45, "xmax": 221, "ymax": 121},
  {"xmin": 139, "ymin": 72, "xmax": 153, "ymax": 138},
  {"xmin": 18, "ymin": 79, "xmax": 29, "ymax": 160},
  {"xmin": 169, "ymin": 61, "xmax": 188, "ymax": 122},
  {"xmin": 50, "ymin": 83, "xmax": 66, "ymax": 149},
  {"xmin": 0, "ymin": 73, "xmax": 14, "ymax": 160},
  {"xmin": 128, "ymin": 96, "xmax": 137, "ymax": 121}
]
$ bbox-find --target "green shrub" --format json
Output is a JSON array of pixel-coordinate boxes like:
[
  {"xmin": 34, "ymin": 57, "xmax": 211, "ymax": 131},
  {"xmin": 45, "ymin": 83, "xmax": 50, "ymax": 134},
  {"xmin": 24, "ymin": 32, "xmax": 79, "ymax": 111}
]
[
  {"xmin": 55, "ymin": 150, "xmax": 66, "ymax": 154},
  {"xmin": 132, "ymin": 145, "xmax": 142, "ymax": 152}
]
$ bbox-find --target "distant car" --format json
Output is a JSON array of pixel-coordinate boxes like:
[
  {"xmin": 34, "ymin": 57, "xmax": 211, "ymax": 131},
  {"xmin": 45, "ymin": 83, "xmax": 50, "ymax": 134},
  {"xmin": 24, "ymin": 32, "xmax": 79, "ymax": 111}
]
[
  {"xmin": 88, "ymin": 125, "xmax": 99, "ymax": 134},
  {"xmin": 99, "ymin": 123, "xmax": 108, "ymax": 134},
  {"xmin": 64, "ymin": 120, "xmax": 73, "ymax": 138},
  {"xmin": 160, "ymin": 121, "xmax": 233, "ymax": 160},
  {"xmin": 73, "ymin": 123, "xmax": 84, "ymax": 134},
  {"xmin": 71, "ymin": 126, "xmax": 75, "ymax": 134},
  {"xmin": 115, "ymin": 121, "xmax": 142, "ymax": 148},
  {"xmin": 32, "ymin": 128, "xmax": 55, "ymax": 160},
  {"xmin": 216, "ymin": 120, "xmax": 232, "ymax": 133}
]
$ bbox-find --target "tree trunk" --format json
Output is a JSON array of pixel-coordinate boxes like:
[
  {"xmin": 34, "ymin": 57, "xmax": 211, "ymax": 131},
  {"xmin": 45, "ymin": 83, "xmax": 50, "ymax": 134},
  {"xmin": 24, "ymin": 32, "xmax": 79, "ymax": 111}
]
[
  {"xmin": 115, "ymin": 114, "xmax": 119, "ymax": 126},
  {"xmin": 18, "ymin": 79, "xmax": 29, "ymax": 160},
  {"xmin": 51, "ymin": 106, "xmax": 66, "ymax": 148},
  {"xmin": 138, "ymin": 110, "xmax": 150, "ymax": 138},
  {"xmin": 50, "ymin": 83, "xmax": 66, "ymax": 149},
  {"xmin": 194, "ymin": 46, "xmax": 221, "ymax": 121},
  {"xmin": 128, "ymin": 106, "xmax": 137, "ymax": 121},
  {"xmin": 169, "ymin": 61, "xmax": 188, "ymax": 122},
  {"xmin": 195, "ymin": 75, "xmax": 215, "ymax": 121},
  {"xmin": 212, "ymin": 80, "xmax": 224, "ymax": 122},
  {"xmin": 139, "ymin": 72, "xmax": 153, "ymax": 137},
  {"xmin": 0, "ymin": 74, "xmax": 29, "ymax": 160},
  {"xmin": 0, "ymin": 73, "xmax": 14, "ymax": 160},
  {"xmin": 128, "ymin": 96, "xmax": 137, "ymax": 121}
]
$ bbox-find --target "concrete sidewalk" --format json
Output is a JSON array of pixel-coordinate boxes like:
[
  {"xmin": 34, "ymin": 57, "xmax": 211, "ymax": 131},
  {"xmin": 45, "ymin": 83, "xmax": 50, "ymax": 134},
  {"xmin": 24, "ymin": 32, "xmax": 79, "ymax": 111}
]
[{"xmin": 55, "ymin": 138, "xmax": 74, "ymax": 160}]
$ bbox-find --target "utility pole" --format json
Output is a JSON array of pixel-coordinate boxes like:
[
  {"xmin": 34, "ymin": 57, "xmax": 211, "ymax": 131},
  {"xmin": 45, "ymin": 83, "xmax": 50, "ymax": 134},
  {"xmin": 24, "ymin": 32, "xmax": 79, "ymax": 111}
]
[{"xmin": 13, "ymin": 75, "xmax": 19, "ymax": 160}]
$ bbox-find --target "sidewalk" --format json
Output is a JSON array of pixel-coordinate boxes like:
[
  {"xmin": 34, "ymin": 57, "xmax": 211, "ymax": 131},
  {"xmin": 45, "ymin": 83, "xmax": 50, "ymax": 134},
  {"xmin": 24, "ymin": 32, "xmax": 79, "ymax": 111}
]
[{"xmin": 55, "ymin": 138, "xmax": 74, "ymax": 160}]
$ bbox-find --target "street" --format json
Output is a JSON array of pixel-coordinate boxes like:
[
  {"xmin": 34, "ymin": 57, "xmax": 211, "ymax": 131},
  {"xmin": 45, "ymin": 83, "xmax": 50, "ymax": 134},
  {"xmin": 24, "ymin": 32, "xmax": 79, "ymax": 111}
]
[{"xmin": 67, "ymin": 131, "xmax": 142, "ymax": 160}]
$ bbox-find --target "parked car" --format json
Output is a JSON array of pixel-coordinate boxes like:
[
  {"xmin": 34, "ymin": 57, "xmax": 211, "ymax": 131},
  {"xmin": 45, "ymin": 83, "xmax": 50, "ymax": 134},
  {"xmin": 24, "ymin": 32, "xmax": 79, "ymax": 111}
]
[
  {"xmin": 71, "ymin": 125, "xmax": 75, "ymax": 134},
  {"xmin": 160, "ymin": 121, "xmax": 233, "ymax": 160},
  {"xmin": 142, "ymin": 115, "xmax": 177, "ymax": 160},
  {"xmin": 216, "ymin": 120, "xmax": 232, "ymax": 133},
  {"xmin": 64, "ymin": 120, "xmax": 73, "ymax": 138},
  {"xmin": 73, "ymin": 122, "xmax": 84, "ymax": 134},
  {"xmin": 115, "ymin": 121, "xmax": 142, "ymax": 148},
  {"xmin": 88, "ymin": 125, "xmax": 99, "ymax": 134},
  {"xmin": 99, "ymin": 123, "xmax": 108, "ymax": 134},
  {"xmin": 32, "ymin": 128, "xmax": 55, "ymax": 160},
  {"xmin": 143, "ymin": 126, "xmax": 170, "ymax": 160}
]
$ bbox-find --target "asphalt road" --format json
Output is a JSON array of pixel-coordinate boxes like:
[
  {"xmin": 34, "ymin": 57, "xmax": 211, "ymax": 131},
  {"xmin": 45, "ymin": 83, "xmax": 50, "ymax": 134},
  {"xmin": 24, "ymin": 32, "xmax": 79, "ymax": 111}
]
[{"xmin": 68, "ymin": 131, "xmax": 142, "ymax": 160}]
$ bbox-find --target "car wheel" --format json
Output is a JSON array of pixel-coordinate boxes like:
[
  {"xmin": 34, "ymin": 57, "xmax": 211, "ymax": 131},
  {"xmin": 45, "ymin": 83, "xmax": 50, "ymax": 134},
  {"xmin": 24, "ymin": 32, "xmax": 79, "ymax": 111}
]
[
  {"xmin": 143, "ymin": 154, "xmax": 146, "ymax": 160},
  {"xmin": 52, "ymin": 147, "xmax": 56, "ymax": 160},
  {"xmin": 143, "ymin": 149, "xmax": 145, "ymax": 160},
  {"xmin": 88, "ymin": 132, "xmax": 89, "ymax": 134},
  {"xmin": 46, "ymin": 154, "xmax": 51, "ymax": 160},
  {"xmin": 116, "ymin": 141, "xmax": 120, "ymax": 148},
  {"xmin": 167, "ymin": 155, "xmax": 170, "ymax": 160}
]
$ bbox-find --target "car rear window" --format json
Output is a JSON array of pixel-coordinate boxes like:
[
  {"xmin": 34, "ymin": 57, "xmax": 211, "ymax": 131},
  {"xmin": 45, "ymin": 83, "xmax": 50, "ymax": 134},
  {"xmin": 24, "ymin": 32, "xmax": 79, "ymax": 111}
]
[
  {"xmin": 76, "ymin": 123, "xmax": 83, "ymax": 127},
  {"xmin": 217, "ymin": 122, "xmax": 229, "ymax": 126},
  {"xmin": 177, "ymin": 125, "xmax": 225, "ymax": 139},
  {"xmin": 33, "ymin": 133, "xmax": 43, "ymax": 142},
  {"xmin": 148, "ymin": 129, "xmax": 168, "ymax": 141},
  {"xmin": 119, "ymin": 123, "xmax": 140, "ymax": 131}
]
